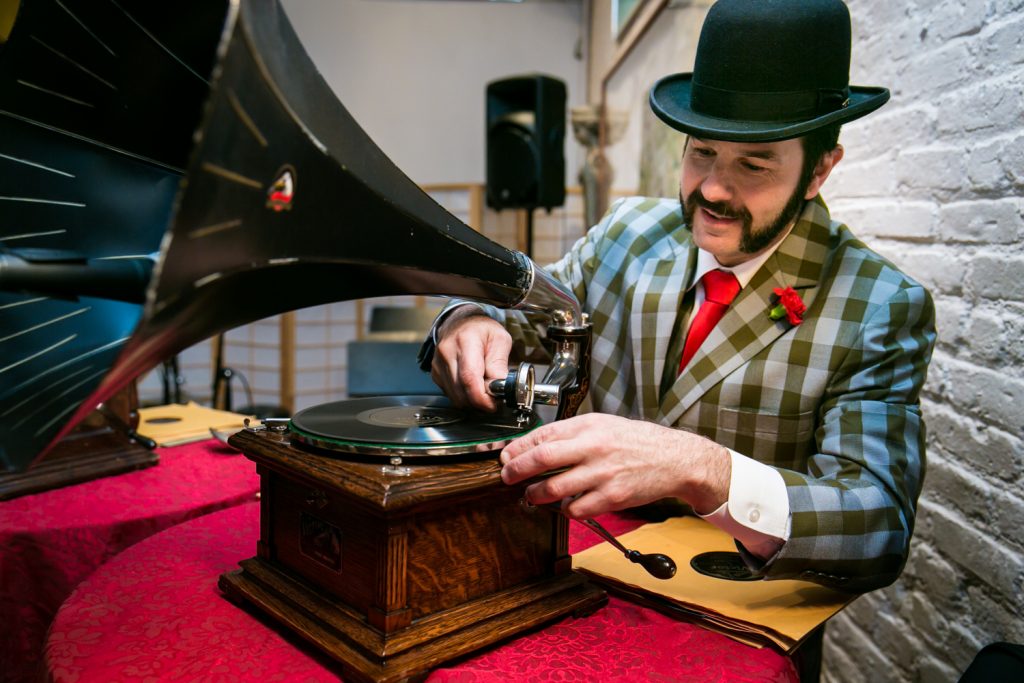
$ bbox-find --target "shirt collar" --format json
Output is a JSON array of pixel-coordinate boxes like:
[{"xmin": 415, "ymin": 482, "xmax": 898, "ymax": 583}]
[{"xmin": 689, "ymin": 223, "xmax": 795, "ymax": 291}]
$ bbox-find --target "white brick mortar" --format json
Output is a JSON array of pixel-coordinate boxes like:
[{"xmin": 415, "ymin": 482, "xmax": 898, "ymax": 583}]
[{"xmin": 822, "ymin": 2, "xmax": 1024, "ymax": 681}]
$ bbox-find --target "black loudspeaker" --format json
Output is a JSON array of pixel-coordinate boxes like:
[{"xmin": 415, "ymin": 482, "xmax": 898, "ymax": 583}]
[{"xmin": 486, "ymin": 74, "xmax": 566, "ymax": 211}]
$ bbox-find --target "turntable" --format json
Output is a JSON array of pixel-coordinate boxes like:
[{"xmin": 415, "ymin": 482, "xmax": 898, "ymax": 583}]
[{"xmin": 288, "ymin": 395, "xmax": 540, "ymax": 458}]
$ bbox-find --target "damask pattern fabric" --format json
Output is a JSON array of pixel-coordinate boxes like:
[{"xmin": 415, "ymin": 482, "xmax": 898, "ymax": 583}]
[
  {"xmin": 0, "ymin": 440, "xmax": 260, "ymax": 683},
  {"xmin": 496, "ymin": 196, "xmax": 936, "ymax": 592},
  {"xmin": 43, "ymin": 502, "xmax": 799, "ymax": 682}
]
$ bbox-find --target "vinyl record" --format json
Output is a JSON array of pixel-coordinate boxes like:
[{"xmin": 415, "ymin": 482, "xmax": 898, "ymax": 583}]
[
  {"xmin": 288, "ymin": 395, "xmax": 540, "ymax": 457},
  {"xmin": 689, "ymin": 551, "xmax": 758, "ymax": 581}
]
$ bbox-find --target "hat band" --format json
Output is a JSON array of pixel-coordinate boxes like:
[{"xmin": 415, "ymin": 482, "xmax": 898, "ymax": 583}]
[{"xmin": 690, "ymin": 81, "xmax": 851, "ymax": 123}]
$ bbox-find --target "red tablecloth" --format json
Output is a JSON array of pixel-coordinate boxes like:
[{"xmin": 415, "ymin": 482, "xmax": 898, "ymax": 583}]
[
  {"xmin": 0, "ymin": 440, "xmax": 260, "ymax": 683},
  {"xmin": 44, "ymin": 502, "xmax": 798, "ymax": 682}
]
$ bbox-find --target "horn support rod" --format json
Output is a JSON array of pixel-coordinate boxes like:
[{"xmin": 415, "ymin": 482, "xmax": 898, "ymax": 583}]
[{"xmin": 0, "ymin": 249, "xmax": 154, "ymax": 304}]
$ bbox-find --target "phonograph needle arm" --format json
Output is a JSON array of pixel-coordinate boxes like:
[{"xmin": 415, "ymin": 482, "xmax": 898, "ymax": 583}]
[{"xmin": 486, "ymin": 257, "xmax": 594, "ymax": 422}]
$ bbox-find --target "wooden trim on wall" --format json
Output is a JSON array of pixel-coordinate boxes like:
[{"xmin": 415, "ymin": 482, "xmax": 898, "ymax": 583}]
[
  {"xmin": 419, "ymin": 182, "xmax": 477, "ymax": 193},
  {"xmin": 599, "ymin": 0, "xmax": 669, "ymax": 149},
  {"xmin": 210, "ymin": 334, "xmax": 225, "ymax": 410},
  {"xmin": 515, "ymin": 209, "xmax": 528, "ymax": 254},
  {"xmin": 280, "ymin": 312, "xmax": 295, "ymax": 414},
  {"xmin": 602, "ymin": 0, "xmax": 669, "ymax": 94},
  {"xmin": 355, "ymin": 299, "xmax": 365, "ymax": 341},
  {"xmin": 469, "ymin": 184, "xmax": 484, "ymax": 231}
]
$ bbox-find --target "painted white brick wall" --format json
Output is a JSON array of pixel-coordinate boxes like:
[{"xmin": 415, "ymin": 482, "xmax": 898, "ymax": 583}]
[{"xmin": 823, "ymin": 1, "xmax": 1024, "ymax": 681}]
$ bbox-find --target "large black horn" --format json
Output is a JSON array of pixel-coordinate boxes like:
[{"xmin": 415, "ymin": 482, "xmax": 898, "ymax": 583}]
[{"xmin": 0, "ymin": 0, "xmax": 536, "ymax": 473}]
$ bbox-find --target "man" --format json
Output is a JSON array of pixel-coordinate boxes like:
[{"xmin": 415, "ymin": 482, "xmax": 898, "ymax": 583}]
[{"xmin": 426, "ymin": 0, "xmax": 935, "ymax": 593}]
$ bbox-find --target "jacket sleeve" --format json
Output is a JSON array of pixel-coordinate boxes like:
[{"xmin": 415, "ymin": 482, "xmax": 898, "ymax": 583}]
[
  {"xmin": 419, "ymin": 199, "xmax": 627, "ymax": 368},
  {"xmin": 753, "ymin": 282, "xmax": 936, "ymax": 593}
]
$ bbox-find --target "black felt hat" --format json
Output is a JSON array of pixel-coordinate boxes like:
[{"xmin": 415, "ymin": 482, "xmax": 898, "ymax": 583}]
[{"xmin": 649, "ymin": 0, "xmax": 889, "ymax": 142}]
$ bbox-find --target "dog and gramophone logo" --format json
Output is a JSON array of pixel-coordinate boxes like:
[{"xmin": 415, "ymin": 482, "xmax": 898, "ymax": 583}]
[{"xmin": 266, "ymin": 165, "xmax": 296, "ymax": 212}]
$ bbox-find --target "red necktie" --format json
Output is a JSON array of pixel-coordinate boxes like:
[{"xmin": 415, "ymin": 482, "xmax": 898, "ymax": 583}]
[{"xmin": 679, "ymin": 269, "xmax": 741, "ymax": 373}]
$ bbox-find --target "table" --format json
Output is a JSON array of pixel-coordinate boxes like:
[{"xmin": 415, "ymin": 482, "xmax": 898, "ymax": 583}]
[
  {"xmin": 0, "ymin": 440, "xmax": 260, "ymax": 683},
  {"xmin": 44, "ymin": 502, "xmax": 799, "ymax": 682}
]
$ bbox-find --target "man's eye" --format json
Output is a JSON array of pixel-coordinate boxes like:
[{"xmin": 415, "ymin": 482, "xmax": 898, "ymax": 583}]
[
  {"xmin": 692, "ymin": 148, "xmax": 713, "ymax": 157},
  {"xmin": 742, "ymin": 162, "xmax": 767, "ymax": 172}
]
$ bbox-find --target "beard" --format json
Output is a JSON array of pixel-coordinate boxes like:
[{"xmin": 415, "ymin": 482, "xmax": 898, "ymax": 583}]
[{"xmin": 681, "ymin": 178, "xmax": 810, "ymax": 255}]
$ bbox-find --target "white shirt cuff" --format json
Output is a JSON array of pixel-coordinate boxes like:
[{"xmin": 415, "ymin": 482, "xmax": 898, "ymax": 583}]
[{"xmin": 697, "ymin": 450, "xmax": 790, "ymax": 560}]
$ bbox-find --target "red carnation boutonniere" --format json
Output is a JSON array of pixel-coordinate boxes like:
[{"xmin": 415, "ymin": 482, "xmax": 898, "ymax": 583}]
[{"xmin": 769, "ymin": 286, "xmax": 806, "ymax": 325}]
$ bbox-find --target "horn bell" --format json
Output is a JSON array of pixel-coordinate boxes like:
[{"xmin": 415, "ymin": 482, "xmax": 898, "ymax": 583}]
[{"xmin": 0, "ymin": 0, "xmax": 534, "ymax": 473}]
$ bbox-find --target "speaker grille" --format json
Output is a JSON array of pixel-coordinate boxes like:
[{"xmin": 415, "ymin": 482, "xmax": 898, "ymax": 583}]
[{"xmin": 485, "ymin": 74, "xmax": 565, "ymax": 211}]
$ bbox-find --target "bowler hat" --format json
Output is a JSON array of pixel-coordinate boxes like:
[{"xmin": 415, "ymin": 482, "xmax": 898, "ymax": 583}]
[{"xmin": 649, "ymin": 0, "xmax": 889, "ymax": 142}]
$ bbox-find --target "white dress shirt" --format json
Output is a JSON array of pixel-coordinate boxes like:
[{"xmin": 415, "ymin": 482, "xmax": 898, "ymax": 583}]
[{"xmin": 686, "ymin": 241, "xmax": 792, "ymax": 560}]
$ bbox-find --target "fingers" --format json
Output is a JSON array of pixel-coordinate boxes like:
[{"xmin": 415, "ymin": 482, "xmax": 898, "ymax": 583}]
[
  {"xmin": 556, "ymin": 488, "xmax": 615, "ymax": 520},
  {"xmin": 431, "ymin": 316, "xmax": 510, "ymax": 412},
  {"xmin": 521, "ymin": 466, "xmax": 603, "ymax": 509},
  {"xmin": 500, "ymin": 417, "xmax": 593, "ymax": 484},
  {"xmin": 430, "ymin": 352, "xmax": 470, "ymax": 408},
  {"xmin": 511, "ymin": 440, "xmax": 626, "ymax": 518},
  {"xmin": 501, "ymin": 415, "xmax": 590, "ymax": 462},
  {"xmin": 454, "ymin": 335, "xmax": 491, "ymax": 409},
  {"xmin": 499, "ymin": 415, "xmax": 688, "ymax": 519},
  {"xmin": 501, "ymin": 435, "xmax": 574, "ymax": 486},
  {"xmin": 515, "ymin": 452, "xmax": 640, "ymax": 518},
  {"xmin": 463, "ymin": 326, "xmax": 511, "ymax": 410},
  {"xmin": 483, "ymin": 330, "xmax": 512, "ymax": 388}
]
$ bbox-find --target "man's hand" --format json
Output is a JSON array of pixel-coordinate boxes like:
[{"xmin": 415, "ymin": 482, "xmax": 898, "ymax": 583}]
[
  {"xmin": 499, "ymin": 413, "xmax": 731, "ymax": 518},
  {"xmin": 430, "ymin": 308, "xmax": 513, "ymax": 412}
]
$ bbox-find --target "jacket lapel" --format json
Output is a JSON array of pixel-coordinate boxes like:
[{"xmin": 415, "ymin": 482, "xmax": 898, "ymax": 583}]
[
  {"xmin": 629, "ymin": 240, "xmax": 697, "ymax": 420},
  {"xmin": 658, "ymin": 197, "xmax": 835, "ymax": 425}
]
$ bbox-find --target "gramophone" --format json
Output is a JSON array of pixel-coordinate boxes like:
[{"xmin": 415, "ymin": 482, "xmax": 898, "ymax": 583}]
[{"xmin": 0, "ymin": 0, "xmax": 614, "ymax": 680}]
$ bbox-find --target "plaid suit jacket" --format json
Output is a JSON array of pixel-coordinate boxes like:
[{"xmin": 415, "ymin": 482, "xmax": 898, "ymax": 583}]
[{"xmin": 499, "ymin": 195, "xmax": 936, "ymax": 592}]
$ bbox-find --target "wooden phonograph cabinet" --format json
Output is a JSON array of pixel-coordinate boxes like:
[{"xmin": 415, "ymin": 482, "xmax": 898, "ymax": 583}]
[{"xmin": 222, "ymin": 422, "xmax": 605, "ymax": 683}]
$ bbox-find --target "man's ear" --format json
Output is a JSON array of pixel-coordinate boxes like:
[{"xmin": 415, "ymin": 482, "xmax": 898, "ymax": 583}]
[{"xmin": 804, "ymin": 144, "xmax": 844, "ymax": 199}]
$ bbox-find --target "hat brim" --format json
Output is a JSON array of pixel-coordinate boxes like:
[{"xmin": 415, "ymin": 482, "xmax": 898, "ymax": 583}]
[{"xmin": 649, "ymin": 72, "xmax": 889, "ymax": 142}]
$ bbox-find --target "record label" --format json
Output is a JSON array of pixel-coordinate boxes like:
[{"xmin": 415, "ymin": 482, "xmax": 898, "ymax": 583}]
[
  {"xmin": 359, "ymin": 405, "xmax": 463, "ymax": 428},
  {"xmin": 689, "ymin": 551, "xmax": 758, "ymax": 581}
]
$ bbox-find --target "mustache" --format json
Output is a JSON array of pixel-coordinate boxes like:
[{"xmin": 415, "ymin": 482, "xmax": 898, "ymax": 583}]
[{"xmin": 683, "ymin": 189, "xmax": 750, "ymax": 221}]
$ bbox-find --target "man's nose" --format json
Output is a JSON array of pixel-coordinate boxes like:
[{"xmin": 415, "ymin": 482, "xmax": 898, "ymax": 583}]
[{"xmin": 700, "ymin": 166, "xmax": 733, "ymax": 203}]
